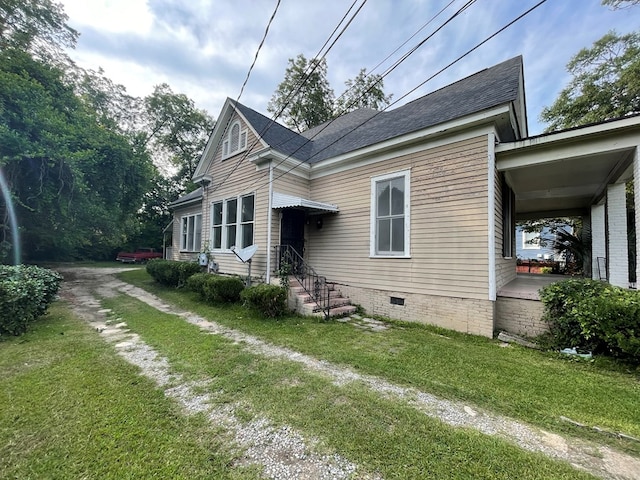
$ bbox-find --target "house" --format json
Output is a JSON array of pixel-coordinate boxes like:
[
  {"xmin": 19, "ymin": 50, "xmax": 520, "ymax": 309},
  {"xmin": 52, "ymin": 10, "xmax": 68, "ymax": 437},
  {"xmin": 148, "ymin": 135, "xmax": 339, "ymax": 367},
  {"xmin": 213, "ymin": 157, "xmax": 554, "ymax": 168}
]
[{"xmin": 169, "ymin": 56, "xmax": 640, "ymax": 338}]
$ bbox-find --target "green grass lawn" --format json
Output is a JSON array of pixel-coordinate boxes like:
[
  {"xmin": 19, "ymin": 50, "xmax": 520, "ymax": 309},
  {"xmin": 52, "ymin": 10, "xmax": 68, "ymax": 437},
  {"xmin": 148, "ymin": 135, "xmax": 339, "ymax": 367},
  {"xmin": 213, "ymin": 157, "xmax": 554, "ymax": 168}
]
[
  {"xmin": 0, "ymin": 303, "xmax": 260, "ymax": 480},
  {"xmin": 118, "ymin": 269, "xmax": 640, "ymax": 455},
  {"xmin": 98, "ymin": 293, "xmax": 595, "ymax": 479}
]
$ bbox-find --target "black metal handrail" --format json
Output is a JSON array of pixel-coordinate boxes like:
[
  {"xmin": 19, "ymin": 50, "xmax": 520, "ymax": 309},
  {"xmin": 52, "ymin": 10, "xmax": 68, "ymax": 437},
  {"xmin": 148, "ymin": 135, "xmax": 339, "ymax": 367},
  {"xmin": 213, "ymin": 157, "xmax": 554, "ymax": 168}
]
[{"xmin": 273, "ymin": 245, "xmax": 330, "ymax": 320}]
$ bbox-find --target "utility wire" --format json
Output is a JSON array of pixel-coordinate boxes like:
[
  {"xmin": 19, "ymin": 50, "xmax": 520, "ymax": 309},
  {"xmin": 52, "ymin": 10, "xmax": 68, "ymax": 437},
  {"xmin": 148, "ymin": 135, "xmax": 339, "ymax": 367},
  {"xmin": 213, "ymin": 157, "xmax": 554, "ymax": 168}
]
[
  {"xmin": 205, "ymin": 0, "xmax": 369, "ymax": 195},
  {"xmin": 250, "ymin": 0, "xmax": 549, "ymax": 194},
  {"xmin": 238, "ymin": 0, "xmax": 281, "ymax": 100},
  {"xmin": 241, "ymin": 0, "xmax": 481, "ymax": 193}
]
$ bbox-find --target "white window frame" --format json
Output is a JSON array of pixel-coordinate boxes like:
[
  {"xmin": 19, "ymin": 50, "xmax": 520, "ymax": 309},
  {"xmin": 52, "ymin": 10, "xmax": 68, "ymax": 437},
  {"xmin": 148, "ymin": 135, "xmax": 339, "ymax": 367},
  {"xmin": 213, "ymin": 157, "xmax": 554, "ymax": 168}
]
[
  {"xmin": 210, "ymin": 193, "xmax": 255, "ymax": 251},
  {"xmin": 222, "ymin": 120, "xmax": 248, "ymax": 160},
  {"xmin": 370, "ymin": 169, "xmax": 411, "ymax": 258},
  {"xmin": 211, "ymin": 201, "xmax": 223, "ymax": 250},
  {"xmin": 522, "ymin": 229, "xmax": 541, "ymax": 250},
  {"xmin": 180, "ymin": 213, "xmax": 202, "ymax": 252}
]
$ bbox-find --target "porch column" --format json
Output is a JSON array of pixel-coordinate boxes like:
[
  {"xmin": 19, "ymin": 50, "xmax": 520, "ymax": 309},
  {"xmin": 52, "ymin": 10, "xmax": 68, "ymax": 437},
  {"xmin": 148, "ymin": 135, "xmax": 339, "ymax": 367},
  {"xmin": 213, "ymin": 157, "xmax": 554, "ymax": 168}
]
[
  {"xmin": 591, "ymin": 204, "xmax": 606, "ymax": 280},
  {"xmin": 634, "ymin": 146, "xmax": 640, "ymax": 286},
  {"xmin": 607, "ymin": 183, "xmax": 628, "ymax": 287}
]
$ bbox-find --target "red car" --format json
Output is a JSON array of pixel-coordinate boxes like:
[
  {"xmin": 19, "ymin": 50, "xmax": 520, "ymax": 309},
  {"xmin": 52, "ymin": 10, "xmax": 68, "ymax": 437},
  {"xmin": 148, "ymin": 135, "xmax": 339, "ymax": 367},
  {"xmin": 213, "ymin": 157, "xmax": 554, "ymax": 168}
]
[{"xmin": 116, "ymin": 248, "xmax": 163, "ymax": 264}]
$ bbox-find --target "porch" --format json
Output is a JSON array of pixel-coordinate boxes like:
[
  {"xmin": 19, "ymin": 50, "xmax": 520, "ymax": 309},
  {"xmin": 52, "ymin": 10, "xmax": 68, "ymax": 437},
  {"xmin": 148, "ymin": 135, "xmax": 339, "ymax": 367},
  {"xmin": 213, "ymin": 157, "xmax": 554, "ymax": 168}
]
[{"xmin": 495, "ymin": 274, "xmax": 563, "ymax": 338}]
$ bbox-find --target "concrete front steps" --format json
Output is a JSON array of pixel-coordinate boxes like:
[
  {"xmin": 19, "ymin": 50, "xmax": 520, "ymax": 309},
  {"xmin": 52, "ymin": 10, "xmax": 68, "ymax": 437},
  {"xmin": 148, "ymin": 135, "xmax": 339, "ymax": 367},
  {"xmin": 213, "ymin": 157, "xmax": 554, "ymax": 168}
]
[{"xmin": 288, "ymin": 278, "xmax": 357, "ymax": 318}]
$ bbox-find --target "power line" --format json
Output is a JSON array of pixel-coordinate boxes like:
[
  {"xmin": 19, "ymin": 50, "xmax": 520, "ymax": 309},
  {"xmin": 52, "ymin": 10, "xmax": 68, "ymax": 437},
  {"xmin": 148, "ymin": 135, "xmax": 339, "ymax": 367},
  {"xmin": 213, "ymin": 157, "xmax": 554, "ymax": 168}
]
[
  {"xmin": 237, "ymin": 0, "xmax": 281, "ymax": 100},
  {"xmin": 250, "ymin": 0, "xmax": 549, "ymax": 194},
  {"xmin": 205, "ymin": 0, "xmax": 370, "ymax": 196},
  {"xmin": 242, "ymin": 0, "xmax": 481, "ymax": 193}
]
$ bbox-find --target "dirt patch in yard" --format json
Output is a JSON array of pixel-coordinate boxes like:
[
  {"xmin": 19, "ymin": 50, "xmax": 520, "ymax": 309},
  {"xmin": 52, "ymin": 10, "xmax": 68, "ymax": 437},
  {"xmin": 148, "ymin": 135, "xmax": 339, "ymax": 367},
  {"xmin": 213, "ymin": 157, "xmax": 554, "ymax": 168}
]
[{"xmin": 58, "ymin": 267, "xmax": 640, "ymax": 480}]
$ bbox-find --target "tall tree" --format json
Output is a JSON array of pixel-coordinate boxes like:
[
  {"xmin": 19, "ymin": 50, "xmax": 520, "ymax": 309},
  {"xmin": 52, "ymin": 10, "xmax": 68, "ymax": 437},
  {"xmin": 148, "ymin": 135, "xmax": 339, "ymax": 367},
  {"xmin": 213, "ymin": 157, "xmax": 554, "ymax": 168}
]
[
  {"xmin": 267, "ymin": 54, "xmax": 335, "ymax": 132},
  {"xmin": 0, "ymin": 0, "xmax": 78, "ymax": 59},
  {"xmin": 335, "ymin": 68, "xmax": 393, "ymax": 115},
  {"xmin": 0, "ymin": 49, "xmax": 153, "ymax": 261},
  {"xmin": 142, "ymin": 83, "xmax": 214, "ymax": 185},
  {"xmin": 540, "ymin": 30, "xmax": 640, "ymax": 131}
]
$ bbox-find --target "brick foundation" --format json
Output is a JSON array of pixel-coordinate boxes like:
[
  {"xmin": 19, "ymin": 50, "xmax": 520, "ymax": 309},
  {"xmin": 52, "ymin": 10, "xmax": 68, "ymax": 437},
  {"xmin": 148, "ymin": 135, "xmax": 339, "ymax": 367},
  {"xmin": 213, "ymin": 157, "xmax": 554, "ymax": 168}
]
[
  {"xmin": 336, "ymin": 284, "xmax": 495, "ymax": 337},
  {"xmin": 495, "ymin": 296, "xmax": 547, "ymax": 338}
]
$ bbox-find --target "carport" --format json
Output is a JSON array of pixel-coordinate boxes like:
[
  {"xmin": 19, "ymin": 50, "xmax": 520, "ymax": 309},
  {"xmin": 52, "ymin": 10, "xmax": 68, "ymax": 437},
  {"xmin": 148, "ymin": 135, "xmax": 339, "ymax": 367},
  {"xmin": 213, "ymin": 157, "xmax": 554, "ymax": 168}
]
[{"xmin": 496, "ymin": 114, "xmax": 640, "ymax": 288}]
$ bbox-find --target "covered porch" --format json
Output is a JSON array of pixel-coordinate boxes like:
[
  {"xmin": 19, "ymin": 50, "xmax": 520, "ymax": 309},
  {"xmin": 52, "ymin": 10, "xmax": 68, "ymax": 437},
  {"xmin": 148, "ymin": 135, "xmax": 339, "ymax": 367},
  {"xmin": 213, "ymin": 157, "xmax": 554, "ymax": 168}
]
[{"xmin": 494, "ymin": 115, "xmax": 640, "ymax": 336}]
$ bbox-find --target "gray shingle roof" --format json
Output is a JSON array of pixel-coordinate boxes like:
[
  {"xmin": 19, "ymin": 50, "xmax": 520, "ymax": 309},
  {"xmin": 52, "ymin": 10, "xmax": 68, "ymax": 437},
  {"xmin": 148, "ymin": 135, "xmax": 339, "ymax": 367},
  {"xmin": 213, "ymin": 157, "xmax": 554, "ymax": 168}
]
[
  {"xmin": 169, "ymin": 187, "xmax": 203, "ymax": 209},
  {"xmin": 237, "ymin": 56, "xmax": 523, "ymax": 164}
]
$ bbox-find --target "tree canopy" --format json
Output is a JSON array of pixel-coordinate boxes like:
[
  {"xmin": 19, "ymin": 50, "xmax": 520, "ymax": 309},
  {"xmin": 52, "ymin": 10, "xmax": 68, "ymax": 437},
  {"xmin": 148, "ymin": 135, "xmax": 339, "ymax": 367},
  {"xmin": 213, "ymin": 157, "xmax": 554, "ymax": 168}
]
[
  {"xmin": 267, "ymin": 54, "xmax": 335, "ymax": 132},
  {"xmin": 268, "ymin": 54, "xmax": 392, "ymax": 132},
  {"xmin": 540, "ymin": 30, "xmax": 640, "ymax": 131},
  {"xmin": 334, "ymin": 68, "xmax": 393, "ymax": 115},
  {"xmin": 0, "ymin": 0, "xmax": 214, "ymax": 262},
  {"xmin": 0, "ymin": 49, "xmax": 153, "ymax": 261}
]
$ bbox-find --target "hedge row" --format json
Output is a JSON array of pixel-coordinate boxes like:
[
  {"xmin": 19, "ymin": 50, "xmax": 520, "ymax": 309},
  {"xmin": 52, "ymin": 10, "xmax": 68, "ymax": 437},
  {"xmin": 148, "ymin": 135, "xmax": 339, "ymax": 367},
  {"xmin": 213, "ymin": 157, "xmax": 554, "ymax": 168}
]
[
  {"xmin": 241, "ymin": 283, "xmax": 288, "ymax": 318},
  {"xmin": 145, "ymin": 259, "xmax": 202, "ymax": 288},
  {"xmin": 145, "ymin": 260, "xmax": 289, "ymax": 318},
  {"xmin": 0, "ymin": 265, "xmax": 63, "ymax": 336},
  {"xmin": 540, "ymin": 279, "xmax": 640, "ymax": 363},
  {"xmin": 186, "ymin": 273, "xmax": 245, "ymax": 304}
]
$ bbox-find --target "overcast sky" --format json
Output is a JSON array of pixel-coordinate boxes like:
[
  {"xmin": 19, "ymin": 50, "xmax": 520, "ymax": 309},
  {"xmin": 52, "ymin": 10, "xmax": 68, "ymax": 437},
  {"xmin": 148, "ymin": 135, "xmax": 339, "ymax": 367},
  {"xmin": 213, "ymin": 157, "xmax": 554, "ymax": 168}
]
[{"xmin": 58, "ymin": 0, "xmax": 637, "ymax": 136}]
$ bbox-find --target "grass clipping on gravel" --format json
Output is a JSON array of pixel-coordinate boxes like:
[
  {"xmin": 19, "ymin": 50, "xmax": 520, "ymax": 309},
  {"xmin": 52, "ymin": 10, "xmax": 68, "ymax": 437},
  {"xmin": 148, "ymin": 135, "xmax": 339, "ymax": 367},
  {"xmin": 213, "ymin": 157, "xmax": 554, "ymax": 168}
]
[
  {"xmin": 0, "ymin": 302, "xmax": 260, "ymax": 480},
  {"xmin": 100, "ymin": 293, "xmax": 597, "ymax": 479}
]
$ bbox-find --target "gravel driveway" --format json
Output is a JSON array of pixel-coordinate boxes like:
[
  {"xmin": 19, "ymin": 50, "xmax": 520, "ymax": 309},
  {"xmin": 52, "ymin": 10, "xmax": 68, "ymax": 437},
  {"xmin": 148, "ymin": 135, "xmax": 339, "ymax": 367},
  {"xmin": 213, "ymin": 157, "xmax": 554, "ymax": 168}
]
[{"xmin": 58, "ymin": 267, "xmax": 640, "ymax": 480}]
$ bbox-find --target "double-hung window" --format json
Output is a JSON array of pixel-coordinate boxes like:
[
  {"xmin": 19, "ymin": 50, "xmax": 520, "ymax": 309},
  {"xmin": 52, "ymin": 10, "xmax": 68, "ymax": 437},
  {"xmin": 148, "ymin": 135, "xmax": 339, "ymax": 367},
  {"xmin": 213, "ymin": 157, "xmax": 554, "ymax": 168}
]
[
  {"xmin": 370, "ymin": 170, "xmax": 410, "ymax": 257},
  {"xmin": 180, "ymin": 213, "xmax": 202, "ymax": 251},
  {"xmin": 210, "ymin": 194, "xmax": 255, "ymax": 250},
  {"xmin": 222, "ymin": 121, "xmax": 248, "ymax": 159}
]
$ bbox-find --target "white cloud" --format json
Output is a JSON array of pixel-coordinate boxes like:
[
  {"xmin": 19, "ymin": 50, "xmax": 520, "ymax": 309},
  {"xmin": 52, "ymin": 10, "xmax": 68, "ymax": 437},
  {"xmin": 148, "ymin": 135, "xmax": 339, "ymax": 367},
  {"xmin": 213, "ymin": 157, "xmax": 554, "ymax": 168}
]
[{"xmin": 58, "ymin": 0, "xmax": 639, "ymax": 135}]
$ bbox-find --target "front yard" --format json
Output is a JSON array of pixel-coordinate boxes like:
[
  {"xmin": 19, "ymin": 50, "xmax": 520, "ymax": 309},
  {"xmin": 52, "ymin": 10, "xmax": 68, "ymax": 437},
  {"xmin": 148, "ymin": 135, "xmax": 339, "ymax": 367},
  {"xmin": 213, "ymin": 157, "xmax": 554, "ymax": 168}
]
[{"xmin": 2, "ymin": 266, "xmax": 639, "ymax": 479}]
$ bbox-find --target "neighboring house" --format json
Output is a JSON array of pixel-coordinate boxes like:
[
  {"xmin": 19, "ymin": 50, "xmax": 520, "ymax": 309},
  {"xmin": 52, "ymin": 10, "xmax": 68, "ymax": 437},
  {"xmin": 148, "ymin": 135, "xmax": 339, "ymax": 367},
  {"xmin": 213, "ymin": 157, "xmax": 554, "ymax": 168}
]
[
  {"xmin": 515, "ymin": 226, "xmax": 556, "ymax": 260},
  {"xmin": 169, "ymin": 55, "xmax": 640, "ymax": 338}
]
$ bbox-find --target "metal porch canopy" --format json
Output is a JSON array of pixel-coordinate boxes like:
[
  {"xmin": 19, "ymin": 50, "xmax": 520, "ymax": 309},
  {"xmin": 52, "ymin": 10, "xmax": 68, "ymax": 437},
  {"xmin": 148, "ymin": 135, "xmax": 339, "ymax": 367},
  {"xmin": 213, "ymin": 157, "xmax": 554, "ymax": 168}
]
[{"xmin": 272, "ymin": 192, "xmax": 339, "ymax": 214}]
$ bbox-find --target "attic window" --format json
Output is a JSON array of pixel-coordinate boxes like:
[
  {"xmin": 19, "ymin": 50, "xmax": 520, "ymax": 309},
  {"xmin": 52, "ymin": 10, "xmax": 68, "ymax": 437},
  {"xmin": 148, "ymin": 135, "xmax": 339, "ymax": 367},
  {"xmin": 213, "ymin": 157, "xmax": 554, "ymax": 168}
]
[{"xmin": 222, "ymin": 120, "xmax": 248, "ymax": 159}]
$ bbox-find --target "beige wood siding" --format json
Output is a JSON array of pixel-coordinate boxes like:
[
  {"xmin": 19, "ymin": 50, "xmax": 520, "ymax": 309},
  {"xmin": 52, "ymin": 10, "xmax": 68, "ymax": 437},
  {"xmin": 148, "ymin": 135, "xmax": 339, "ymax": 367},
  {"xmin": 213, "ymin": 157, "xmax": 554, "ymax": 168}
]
[
  {"xmin": 308, "ymin": 135, "xmax": 490, "ymax": 300},
  {"xmin": 171, "ymin": 203, "xmax": 203, "ymax": 261},
  {"xmin": 197, "ymin": 112, "xmax": 311, "ymax": 279}
]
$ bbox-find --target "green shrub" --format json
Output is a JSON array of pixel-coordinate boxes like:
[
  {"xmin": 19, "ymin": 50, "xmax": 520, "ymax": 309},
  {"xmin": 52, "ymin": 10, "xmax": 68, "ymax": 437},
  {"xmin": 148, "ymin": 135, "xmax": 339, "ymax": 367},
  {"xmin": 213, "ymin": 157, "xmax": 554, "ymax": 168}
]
[
  {"xmin": 202, "ymin": 275, "xmax": 245, "ymax": 304},
  {"xmin": 0, "ymin": 265, "xmax": 63, "ymax": 336},
  {"xmin": 146, "ymin": 260, "xmax": 201, "ymax": 288},
  {"xmin": 539, "ymin": 279, "xmax": 608, "ymax": 351},
  {"xmin": 185, "ymin": 272, "xmax": 209, "ymax": 297},
  {"xmin": 540, "ymin": 279, "xmax": 640, "ymax": 363},
  {"xmin": 241, "ymin": 284, "xmax": 288, "ymax": 318}
]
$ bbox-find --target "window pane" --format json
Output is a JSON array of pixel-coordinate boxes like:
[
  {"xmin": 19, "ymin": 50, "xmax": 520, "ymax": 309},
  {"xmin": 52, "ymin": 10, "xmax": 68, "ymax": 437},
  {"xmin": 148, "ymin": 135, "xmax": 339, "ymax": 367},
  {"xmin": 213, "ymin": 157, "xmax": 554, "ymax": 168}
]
[
  {"xmin": 187, "ymin": 216, "xmax": 195, "ymax": 250},
  {"xmin": 181, "ymin": 219, "xmax": 187, "ymax": 249},
  {"xmin": 240, "ymin": 131, "xmax": 247, "ymax": 149},
  {"xmin": 390, "ymin": 177, "xmax": 404, "ymax": 215},
  {"xmin": 225, "ymin": 225, "xmax": 236, "ymax": 248},
  {"xmin": 377, "ymin": 181, "xmax": 390, "ymax": 216},
  {"xmin": 391, "ymin": 218, "xmax": 404, "ymax": 252},
  {"xmin": 241, "ymin": 224, "xmax": 254, "ymax": 248},
  {"xmin": 212, "ymin": 226, "xmax": 221, "ymax": 249},
  {"xmin": 213, "ymin": 202, "xmax": 222, "ymax": 225},
  {"xmin": 226, "ymin": 199, "xmax": 237, "ymax": 223},
  {"xmin": 241, "ymin": 195, "xmax": 254, "ymax": 222},
  {"xmin": 377, "ymin": 219, "xmax": 390, "ymax": 253},
  {"xmin": 194, "ymin": 215, "xmax": 202, "ymax": 250}
]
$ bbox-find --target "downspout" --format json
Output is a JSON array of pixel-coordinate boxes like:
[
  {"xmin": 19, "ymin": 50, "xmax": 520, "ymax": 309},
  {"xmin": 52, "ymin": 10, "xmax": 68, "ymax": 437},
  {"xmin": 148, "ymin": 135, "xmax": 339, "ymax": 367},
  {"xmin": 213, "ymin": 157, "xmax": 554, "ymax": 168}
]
[
  {"xmin": 266, "ymin": 159, "xmax": 274, "ymax": 283},
  {"xmin": 487, "ymin": 132, "xmax": 497, "ymax": 301}
]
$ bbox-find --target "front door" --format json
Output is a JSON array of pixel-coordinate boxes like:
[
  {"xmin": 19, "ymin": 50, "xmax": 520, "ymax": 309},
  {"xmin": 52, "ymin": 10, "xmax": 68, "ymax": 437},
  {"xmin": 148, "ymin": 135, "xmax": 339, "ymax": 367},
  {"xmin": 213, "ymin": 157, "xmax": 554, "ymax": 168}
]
[
  {"xmin": 281, "ymin": 209, "xmax": 305, "ymax": 256},
  {"xmin": 280, "ymin": 209, "xmax": 305, "ymax": 273}
]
